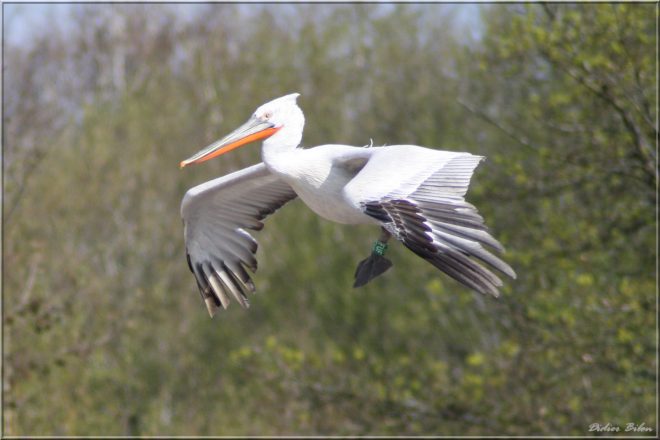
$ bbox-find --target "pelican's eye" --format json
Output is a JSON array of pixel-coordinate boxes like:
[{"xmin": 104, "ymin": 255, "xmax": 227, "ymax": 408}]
[{"xmin": 263, "ymin": 111, "xmax": 273, "ymax": 120}]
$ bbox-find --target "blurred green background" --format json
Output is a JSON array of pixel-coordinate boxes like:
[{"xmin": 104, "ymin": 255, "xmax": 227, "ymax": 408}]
[{"xmin": 2, "ymin": 3, "xmax": 656, "ymax": 436}]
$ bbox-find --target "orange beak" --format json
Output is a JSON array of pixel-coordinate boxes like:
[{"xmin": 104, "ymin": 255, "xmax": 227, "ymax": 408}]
[{"xmin": 180, "ymin": 116, "xmax": 280, "ymax": 168}]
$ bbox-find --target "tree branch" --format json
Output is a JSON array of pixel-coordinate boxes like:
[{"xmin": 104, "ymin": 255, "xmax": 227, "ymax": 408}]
[
  {"xmin": 538, "ymin": 48, "xmax": 656, "ymax": 190},
  {"xmin": 456, "ymin": 99, "xmax": 538, "ymax": 152}
]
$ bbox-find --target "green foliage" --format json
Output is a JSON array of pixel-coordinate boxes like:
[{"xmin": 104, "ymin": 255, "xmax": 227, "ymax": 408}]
[{"xmin": 3, "ymin": 3, "xmax": 656, "ymax": 436}]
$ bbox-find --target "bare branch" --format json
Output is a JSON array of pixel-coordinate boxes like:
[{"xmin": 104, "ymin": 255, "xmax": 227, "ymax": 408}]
[{"xmin": 456, "ymin": 98, "xmax": 538, "ymax": 152}]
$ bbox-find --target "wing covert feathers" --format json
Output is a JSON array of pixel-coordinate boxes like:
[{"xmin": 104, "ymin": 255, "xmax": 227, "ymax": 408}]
[{"xmin": 361, "ymin": 154, "xmax": 515, "ymax": 297}]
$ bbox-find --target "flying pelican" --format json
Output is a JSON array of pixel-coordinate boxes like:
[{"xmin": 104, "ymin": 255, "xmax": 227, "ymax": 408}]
[{"xmin": 180, "ymin": 93, "xmax": 515, "ymax": 317}]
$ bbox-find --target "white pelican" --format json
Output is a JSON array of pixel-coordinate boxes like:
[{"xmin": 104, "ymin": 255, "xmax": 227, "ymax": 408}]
[{"xmin": 180, "ymin": 93, "xmax": 515, "ymax": 317}]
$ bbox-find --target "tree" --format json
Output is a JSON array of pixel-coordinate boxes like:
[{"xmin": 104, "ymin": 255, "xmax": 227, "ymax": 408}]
[{"xmin": 3, "ymin": 3, "xmax": 656, "ymax": 436}]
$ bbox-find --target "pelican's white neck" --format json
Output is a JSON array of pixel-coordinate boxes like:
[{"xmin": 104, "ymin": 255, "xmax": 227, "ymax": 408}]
[{"xmin": 261, "ymin": 108, "xmax": 305, "ymax": 165}]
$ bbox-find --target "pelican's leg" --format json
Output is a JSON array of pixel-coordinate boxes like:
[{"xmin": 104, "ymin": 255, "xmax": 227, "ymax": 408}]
[{"xmin": 353, "ymin": 228, "xmax": 393, "ymax": 288}]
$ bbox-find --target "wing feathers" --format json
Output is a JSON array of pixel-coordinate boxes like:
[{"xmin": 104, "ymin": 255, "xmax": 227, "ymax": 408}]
[
  {"xmin": 224, "ymin": 260, "xmax": 255, "ymax": 290},
  {"xmin": 359, "ymin": 152, "xmax": 514, "ymax": 296},
  {"xmin": 433, "ymin": 230, "xmax": 515, "ymax": 279},
  {"xmin": 182, "ymin": 163, "xmax": 296, "ymax": 315},
  {"xmin": 217, "ymin": 268, "xmax": 249, "ymax": 309},
  {"xmin": 206, "ymin": 269, "xmax": 231, "ymax": 310},
  {"xmin": 223, "ymin": 262, "xmax": 253, "ymax": 298},
  {"xmin": 369, "ymin": 198, "xmax": 512, "ymax": 296},
  {"xmin": 429, "ymin": 220, "xmax": 504, "ymax": 252}
]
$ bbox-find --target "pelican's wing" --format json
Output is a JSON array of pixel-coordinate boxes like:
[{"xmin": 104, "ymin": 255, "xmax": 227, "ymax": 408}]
[
  {"xmin": 342, "ymin": 145, "xmax": 516, "ymax": 296},
  {"xmin": 181, "ymin": 162, "xmax": 297, "ymax": 316}
]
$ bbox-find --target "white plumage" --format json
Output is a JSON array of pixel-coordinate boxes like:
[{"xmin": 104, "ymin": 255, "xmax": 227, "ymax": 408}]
[{"xmin": 180, "ymin": 93, "xmax": 515, "ymax": 317}]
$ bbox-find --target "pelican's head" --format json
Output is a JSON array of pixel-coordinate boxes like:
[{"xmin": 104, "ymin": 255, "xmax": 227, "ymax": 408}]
[{"xmin": 180, "ymin": 93, "xmax": 304, "ymax": 168}]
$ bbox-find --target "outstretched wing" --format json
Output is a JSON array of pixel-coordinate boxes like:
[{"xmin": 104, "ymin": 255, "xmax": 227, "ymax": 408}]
[
  {"xmin": 343, "ymin": 146, "xmax": 515, "ymax": 296},
  {"xmin": 181, "ymin": 163, "xmax": 297, "ymax": 316}
]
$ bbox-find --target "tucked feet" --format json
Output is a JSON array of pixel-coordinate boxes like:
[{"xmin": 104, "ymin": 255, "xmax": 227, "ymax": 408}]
[{"xmin": 353, "ymin": 228, "xmax": 393, "ymax": 288}]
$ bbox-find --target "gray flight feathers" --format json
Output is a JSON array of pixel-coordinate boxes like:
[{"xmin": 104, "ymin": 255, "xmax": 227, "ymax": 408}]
[
  {"xmin": 359, "ymin": 153, "xmax": 515, "ymax": 296},
  {"xmin": 361, "ymin": 197, "xmax": 516, "ymax": 297}
]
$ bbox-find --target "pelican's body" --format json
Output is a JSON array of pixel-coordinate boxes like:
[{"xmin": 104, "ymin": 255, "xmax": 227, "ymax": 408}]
[
  {"xmin": 264, "ymin": 145, "xmax": 368, "ymax": 224},
  {"xmin": 180, "ymin": 93, "xmax": 516, "ymax": 316}
]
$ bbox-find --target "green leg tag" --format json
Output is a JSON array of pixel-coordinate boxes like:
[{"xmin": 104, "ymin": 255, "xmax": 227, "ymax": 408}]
[{"xmin": 373, "ymin": 240, "xmax": 388, "ymax": 256}]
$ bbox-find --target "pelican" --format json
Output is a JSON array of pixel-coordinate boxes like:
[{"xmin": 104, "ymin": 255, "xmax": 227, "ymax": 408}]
[{"xmin": 180, "ymin": 93, "xmax": 515, "ymax": 317}]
